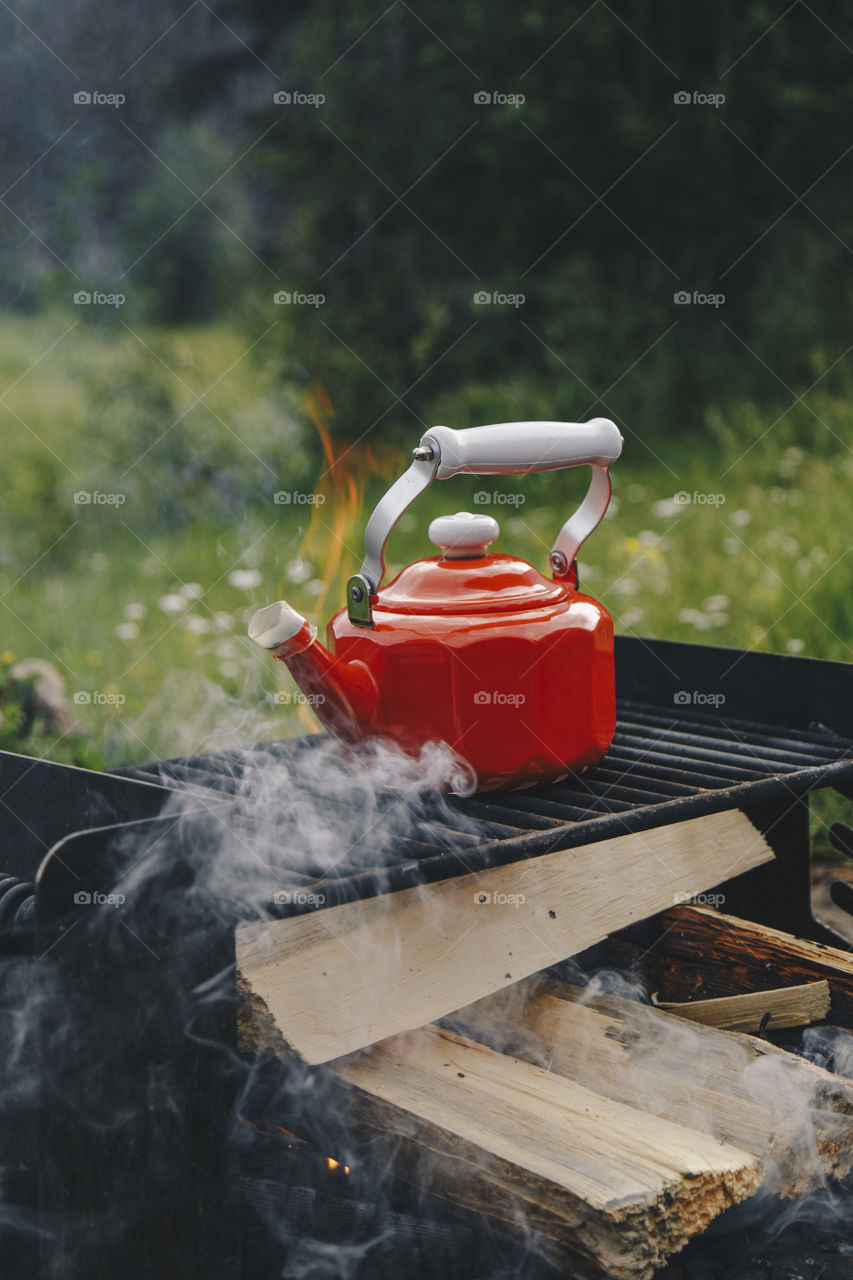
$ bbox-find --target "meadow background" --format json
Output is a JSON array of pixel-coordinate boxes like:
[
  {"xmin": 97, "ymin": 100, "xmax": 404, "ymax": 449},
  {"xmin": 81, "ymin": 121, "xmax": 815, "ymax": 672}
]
[{"xmin": 1, "ymin": 3, "xmax": 851, "ymax": 851}]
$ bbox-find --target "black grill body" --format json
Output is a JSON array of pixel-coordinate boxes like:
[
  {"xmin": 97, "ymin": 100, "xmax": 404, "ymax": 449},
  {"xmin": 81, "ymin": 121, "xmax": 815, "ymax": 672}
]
[
  {"xmin": 1, "ymin": 637, "xmax": 852, "ymax": 1280},
  {"xmin": 114, "ymin": 635, "xmax": 853, "ymax": 938}
]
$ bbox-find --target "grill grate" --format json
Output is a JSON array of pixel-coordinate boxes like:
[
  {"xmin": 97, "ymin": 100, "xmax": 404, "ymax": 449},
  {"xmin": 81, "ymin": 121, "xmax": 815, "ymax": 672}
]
[
  {"xmin": 118, "ymin": 697, "xmax": 853, "ymax": 866},
  {"xmin": 430, "ymin": 700, "xmax": 853, "ymax": 850},
  {"xmin": 108, "ymin": 637, "xmax": 853, "ymax": 922}
]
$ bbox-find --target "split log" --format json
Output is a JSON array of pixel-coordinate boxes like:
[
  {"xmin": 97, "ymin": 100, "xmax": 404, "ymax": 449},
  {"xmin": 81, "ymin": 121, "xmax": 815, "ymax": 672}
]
[
  {"xmin": 448, "ymin": 979, "xmax": 853, "ymax": 1199},
  {"xmin": 608, "ymin": 905, "xmax": 853, "ymax": 1027},
  {"xmin": 236, "ymin": 808, "xmax": 773, "ymax": 1063},
  {"xmin": 239, "ymin": 997, "xmax": 760, "ymax": 1280},
  {"xmin": 653, "ymin": 980, "xmax": 830, "ymax": 1033}
]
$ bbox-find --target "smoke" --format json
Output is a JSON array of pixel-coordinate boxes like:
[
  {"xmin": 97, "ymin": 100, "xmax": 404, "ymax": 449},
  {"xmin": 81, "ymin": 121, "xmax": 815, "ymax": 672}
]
[
  {"xmin": 0, "ymin": 727, "xmax": 491, "ymax": 1278},
  {"xmin": 2, "ymin": 716, "xmax": 853, "ymax": 1277},
  {"xmin": 128, "ymin": 732, "xmax": 481, "ymax": 916},
  {"xmin": 436, "ymin": 960, "xmax": 853, "ymax": 1275},
  {"xmin": 802, "ymin": 1023, "xmax": 853, "ymax": 1079}
]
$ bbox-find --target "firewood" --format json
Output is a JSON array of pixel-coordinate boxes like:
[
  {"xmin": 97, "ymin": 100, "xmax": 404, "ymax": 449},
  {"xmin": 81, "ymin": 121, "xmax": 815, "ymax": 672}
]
[
  {"xmin": 238, "ymin": 1001, "xmax": 761, "ymax": 1280},
  {"xmin": 653, "ymin": 980, "xmax": 830, "ymax": 1032},
  {"xmin": 609, "ymin": 905, "xmax": 853, "ymax": 1027},
  {"xmin": 448, "ymin": 978, "xmax": 853, "ymax": 1199},
  {"xmin": 236, "ymin": 809, "xmax": 773, "ymax": 1064}
]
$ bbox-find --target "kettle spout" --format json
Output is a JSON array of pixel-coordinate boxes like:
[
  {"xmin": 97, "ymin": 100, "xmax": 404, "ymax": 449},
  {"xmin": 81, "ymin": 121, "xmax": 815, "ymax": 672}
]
[{"xmin": 248, "ymin": 601, "xmax": 378, "ymax": 741}]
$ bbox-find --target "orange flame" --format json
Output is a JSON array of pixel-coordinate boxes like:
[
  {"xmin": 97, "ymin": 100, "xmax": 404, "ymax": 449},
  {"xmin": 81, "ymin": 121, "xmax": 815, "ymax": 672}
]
[
  {"xmin": 326, "ymin": 1156, "xmax": 350, "ymax": 1175},
  {"xmin": 286, "ymin": 386, "xmax": 409, "ymax": 732},
  {"xmin": 298, "ymin": 385, "xmax": 367, "ymax": 618}
]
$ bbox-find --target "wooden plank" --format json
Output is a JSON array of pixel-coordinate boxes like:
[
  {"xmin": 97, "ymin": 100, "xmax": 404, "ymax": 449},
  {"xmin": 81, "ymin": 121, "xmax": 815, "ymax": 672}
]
[
  {"xmin": 239, "ymin": 1001, "xmax": 761, "ymax": 1280},
  {"xmin": 610, "ymin": 905, "xmax": 853, "ymax": 1028},
  {"xmin": 655, "ymin": 980, "xmax": 830, "ymax": 1032},
  {"xmin": 236, "ymin": 809, "xmax": 773, "ymax": 1064},
  {"xmin": 449, "ymin": 979, "xmax": 853, "ymax": 1199}
]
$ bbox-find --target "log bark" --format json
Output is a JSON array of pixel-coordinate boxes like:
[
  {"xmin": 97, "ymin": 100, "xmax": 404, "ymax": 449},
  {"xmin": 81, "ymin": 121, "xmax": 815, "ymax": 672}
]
[{"xmin": 609, "ymin": 905, "xmax": 853, "ymax": 1027}]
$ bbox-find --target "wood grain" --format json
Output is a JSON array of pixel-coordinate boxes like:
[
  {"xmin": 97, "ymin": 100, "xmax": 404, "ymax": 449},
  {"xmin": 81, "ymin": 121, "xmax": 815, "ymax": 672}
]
[
  {"xmin": 239, "ymin": 1000, "xmax": 761, "ymax": 1280},
  {"xmin": 655, "ymin": 980, "xmax": 830, "ymax": 1032},
  {"xmin": 236, "ymin": 809, "xmax": 773, "ymax": 1063},
  {"xmin": 449, "ymin": 978, "xmax": 853, "ymax": 1199}
]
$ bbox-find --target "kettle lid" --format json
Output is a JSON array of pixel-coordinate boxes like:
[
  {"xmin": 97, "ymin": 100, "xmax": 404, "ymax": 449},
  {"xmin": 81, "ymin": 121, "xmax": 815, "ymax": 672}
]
[{"xmin": 374, "ymin": 512, "xmax": 570, "ymax": 616}]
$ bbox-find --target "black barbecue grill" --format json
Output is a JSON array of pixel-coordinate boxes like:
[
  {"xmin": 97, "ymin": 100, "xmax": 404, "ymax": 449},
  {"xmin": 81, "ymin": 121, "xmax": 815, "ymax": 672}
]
[
  {"xmin": 111, "ymin": 635, "xmax": 853, "ymax": 940},
  {"xmin": 3, "ymin": 635, "xmax": 853, "ymax": 1280}
]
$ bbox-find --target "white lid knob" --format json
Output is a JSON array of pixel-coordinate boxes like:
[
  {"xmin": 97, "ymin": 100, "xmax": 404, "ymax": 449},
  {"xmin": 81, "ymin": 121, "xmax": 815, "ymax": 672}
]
[{"xmin": 428, "ymin": 511, "xmax": 499, "ymax": 559}]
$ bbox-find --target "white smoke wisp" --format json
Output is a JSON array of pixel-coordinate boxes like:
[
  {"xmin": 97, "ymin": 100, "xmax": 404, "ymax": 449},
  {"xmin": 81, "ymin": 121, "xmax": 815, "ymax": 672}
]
[{"xmin": 110, "ymin": 732, "xmax": 483, "ymax": 932}]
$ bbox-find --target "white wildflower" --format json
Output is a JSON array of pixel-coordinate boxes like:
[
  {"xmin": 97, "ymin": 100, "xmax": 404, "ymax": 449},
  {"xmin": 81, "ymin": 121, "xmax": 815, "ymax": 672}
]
[
  {"xmin": 181, "ymin": 615, "xmax": 212, "ymax": 635},
  {"xmin": 228, "ymin": 568, "xmax": 262, "ymax": 590},
  {"xmin": 651, "ymin": 498, "xmax": 683, "ymax": 518},
  {"xmin": 158, "ymin": 593, "xmax": 188, "ymax": 614}
]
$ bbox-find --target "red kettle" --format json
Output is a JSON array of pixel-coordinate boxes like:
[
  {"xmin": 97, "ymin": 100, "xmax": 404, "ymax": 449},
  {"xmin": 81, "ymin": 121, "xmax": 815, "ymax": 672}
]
[{"xmin": 250, "ymin": 419, "xmax": 622, "ymax": 792}]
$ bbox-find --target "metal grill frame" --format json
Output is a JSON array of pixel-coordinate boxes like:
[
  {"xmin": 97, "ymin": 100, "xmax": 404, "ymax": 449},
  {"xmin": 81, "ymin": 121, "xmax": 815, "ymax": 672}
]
[
  {"xmin": 3, "ymin": 636, "xmax": 853, "ymax": 1279},
  {"xmin": 100, "ymin": 635, "xmax": 853, "ymax": 941}
]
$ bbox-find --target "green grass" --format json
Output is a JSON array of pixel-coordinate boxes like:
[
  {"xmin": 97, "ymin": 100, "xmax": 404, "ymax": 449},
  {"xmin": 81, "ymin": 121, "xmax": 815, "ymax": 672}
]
[{"xmin": 1, "ymin": 309, "xmax": 851, "ymax": 854}]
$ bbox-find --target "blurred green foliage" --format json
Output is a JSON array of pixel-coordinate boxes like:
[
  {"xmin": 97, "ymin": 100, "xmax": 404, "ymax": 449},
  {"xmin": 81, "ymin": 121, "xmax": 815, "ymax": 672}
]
[
  {"xmin": 1, "ymin": 313, "xmax": 852, "ymax": 773},
  {"xmin": 211, "ymin": 1, "xmax": 853, "ymax": 439},
  {"xmin": 4, "ymin": 4, "xmax": 853, "ymax": 443},
  {"xmin": 0, "ymin": 4, "xmax": 851, "ymax": 862}
]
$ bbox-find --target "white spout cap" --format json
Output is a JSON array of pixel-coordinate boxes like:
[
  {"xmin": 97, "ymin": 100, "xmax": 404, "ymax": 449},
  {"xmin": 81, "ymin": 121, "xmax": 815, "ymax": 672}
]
[{"xmin": 249, "ymin": 601, "xmax": 316, "ymax": 654}]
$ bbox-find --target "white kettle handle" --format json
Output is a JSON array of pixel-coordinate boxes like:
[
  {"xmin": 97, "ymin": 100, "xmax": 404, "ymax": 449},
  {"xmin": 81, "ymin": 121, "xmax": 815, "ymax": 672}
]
[{"xmin": 346, "ymin": 419, "xmax": 622, "ymax": 625}]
